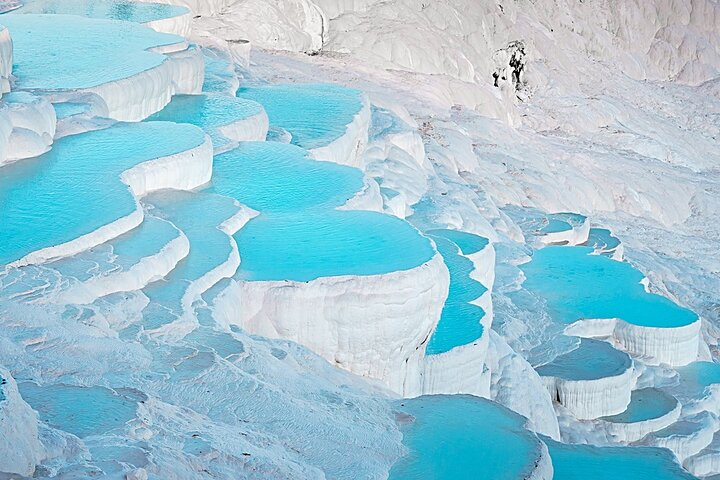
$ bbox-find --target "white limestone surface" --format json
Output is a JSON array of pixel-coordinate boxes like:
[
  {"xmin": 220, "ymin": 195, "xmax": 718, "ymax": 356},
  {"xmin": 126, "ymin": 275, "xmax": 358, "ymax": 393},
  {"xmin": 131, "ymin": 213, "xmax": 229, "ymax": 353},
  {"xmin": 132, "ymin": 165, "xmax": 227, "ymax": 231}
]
[
  {"xmin": 565, "ymin": 318, "xmax": 702, "ymax": 367},
  {"xmin": 213, "ymin": 252, "xmax": 449, "ymax": 396},
  {"xmin": 0, "ymin": 368, "xmax": 44, "ymax": 476},
  {"xmin": 309, "ymin": 98, "xmax": 371, "ymax": 168}
]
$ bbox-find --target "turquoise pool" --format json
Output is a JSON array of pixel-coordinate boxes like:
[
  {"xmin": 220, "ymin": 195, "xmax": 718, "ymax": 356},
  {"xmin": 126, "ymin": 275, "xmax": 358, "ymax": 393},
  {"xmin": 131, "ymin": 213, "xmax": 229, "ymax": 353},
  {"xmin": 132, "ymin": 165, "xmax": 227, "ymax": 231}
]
[
  {"xmin": 520, "ymin": 246, "xmax": 698, "ymax": 328},
  {"xmin": 389, "ymin": 395, "xmax": 547, "ymax": 480},
  {"xmin": 536, "ymin": 338, "xmax": 631, "ymax": 381},
  {"xmin": 426, "ymin": 229, "xmax": 489, "ymax": 255},
  {"xmin": 546, "ymin": 438, "xmax": 695, "ymax": 479},
  {"xmin": 146, "ymin": 94, "xmax": 264, "ymax": 148},
  {"xmin": 2, "ymin": 14, "xmax": 183, "ymax": 90},
  {"xmin": 235, "ymin": 210, "xmax": 435, "ymax": 282},
  {"xmin": 7, "ymin": 0, "xmax": 188, "ymax": 23},
  {"xmin": 425, "ymin": 235, "xmax": 486, "ymax": 355},
  {"xmin": 0, "ymin": 121, "xmax": 206, "ymax": 265},
  {"xmin": 237, "ymin": 83, "xmax": 364, "ymax": 150},
  {"xmin": 601, "ymin": 388, "xmax": 678, "ymax": 423},
  {"xmin": 210, "ymin": 142, "xmax": 363, "ymax": 213}
]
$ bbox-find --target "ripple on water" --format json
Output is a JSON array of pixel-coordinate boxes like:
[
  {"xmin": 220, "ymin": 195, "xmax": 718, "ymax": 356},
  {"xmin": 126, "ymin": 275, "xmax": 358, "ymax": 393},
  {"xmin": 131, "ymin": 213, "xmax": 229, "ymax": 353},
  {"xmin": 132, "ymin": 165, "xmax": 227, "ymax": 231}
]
[
  {"xmin": 1, "ymin": 14, "xmax": 183, "ymax": 90},
  {"xmin": 6, "ymin": 0, "xmax": 188, "ymax": 24},
  {"xmin": 236, "ymin": 83, "xmax": 364, "ymax": 150},
  {"xmin": 601, "ymin": 388, "xmax": 678, "ymax": 424},
  {"xmin": 0, "ymin": 122, "xmax": 206, "ymax": 265},
  {"xmin": 536, "ymin": 338, "xmax": 631, "ymax": 381}
]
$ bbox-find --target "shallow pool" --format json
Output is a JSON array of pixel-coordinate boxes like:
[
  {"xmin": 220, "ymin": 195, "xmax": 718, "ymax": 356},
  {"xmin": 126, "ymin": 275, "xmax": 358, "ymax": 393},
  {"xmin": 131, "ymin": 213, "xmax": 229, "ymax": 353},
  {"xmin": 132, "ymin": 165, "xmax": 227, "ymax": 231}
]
[
  {"xmin": 236, "ymin": 209, "xmax": 435, "ymax": 282},
  {"xmin": 210, "ymin": 142, "xmax": 363, "ymax": 213},
  {"xmin": 425, "ymin": 235, "xmax": 486, "ymax": 355},
  {"xmin": 2, "ymin": 14, "xmax": 183, "ymax": 90},
  {"xmin": 546, "ymin": 438, "xmax": 695, "ymax": 479},
  {"xmin": 146, "ymin": 94, "xmax": 263, "ymax": 148},
  {"xmin": 601, "ymin": 388, "xmax": 678, "ymax": 423},
  {"xmin": 237, "ymin": 83, "xmax": 363, "ymax": 150},
  {"xmin": 520, "ymin": 246, "xmax": 698, "ymax": 328},
  {"xmin": 389, "ymin": 395, "xmax": 547, "ymax": 480},
  {"xmin": 0, "ymin": 121, "xmax": 206, "ymax": 265},
  {"xmin": 18, "ymin": 382, "xmax": 141, "ymax": 438},
  {"xmin": 7, "ymin": 0, "xmax": 188, "ymax": 23},
  {"xmin": 536, "ymin": 338, "xmax": 631, "ymax": 381}
]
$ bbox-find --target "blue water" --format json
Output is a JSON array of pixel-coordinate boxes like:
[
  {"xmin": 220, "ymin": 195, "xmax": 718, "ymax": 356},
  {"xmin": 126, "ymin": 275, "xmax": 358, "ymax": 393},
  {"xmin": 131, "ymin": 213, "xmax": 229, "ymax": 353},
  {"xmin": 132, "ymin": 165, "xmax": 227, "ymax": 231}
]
[
  {"xmin": 520, "ymin": 246, "xmax": 698, "ymax": 328},
  {"xmin": 425, "ymin": 236, "xmax": 486, "ymax": 355},
  {"xmin": 52, "ymin": 101, "xmax": 91, "ymax": 119},
  {"xmin": 48, "ymin": 216, "xmax": 181, "ymax": 282},
  {"xmin": 18, "ymin": 382, "xmax": 141, "ymax": 438},
  {"xmin": 210, "ymin": 142, "xmax": 363, "ymax": 212},
  {"xmin": 677, "ymin": 362, "xmax": 720, "ymax": 398},
  {"xmin": 601, "ymin": 388, "xmax": 678, "ymax": 423},
  {"xmin": 536, "ymin": 338, "xmax": 631, "ymax": 381},
  {"xmin": 236, "ymin": 83, "xmax": 364, "ymax": 150},
  {"xmin": 146, "ymin": 94, "xmax": 263, "ymax": 148},
  {"xmin": 546, "ymin": 438, "xmax": 695, "ymax": 479},
  {"xmin": 0, "ymin": 122, "xmax": 206, "ymax": 265},
  {"xmin": 2, "ymin": 14, "xmax": 183, "ymax": 90},
  {"xmin": 585, "ymin": 227, "xmax": 621, "ymax": 254},
  {"xmin": 139, "ymin": 191, "xmax": 241, "ymax": 331},
  {"xmin": 426, "ymin": 229, "xmax": 489, "ymax": 255},
  {"xmin": 235, "ymin": 210, "xmax": 435, "ymax": 282},
  {"xmin": 541, "ymin": 218, "xmax": 572, "ymax": 234},
  {"xmin": 7, "ymin": 0, "xmax": 188, "ymax": 23},
  {"xmin": 389, "ymin": 395, "xmax": 546, "ymax": 480},
  {"xmin": 551, "ymin": 212, "xmax": 587, "ymax": 227},
  {"xmin": 202, "ymin": 50, "xmax": 238, "ymax": 94}
]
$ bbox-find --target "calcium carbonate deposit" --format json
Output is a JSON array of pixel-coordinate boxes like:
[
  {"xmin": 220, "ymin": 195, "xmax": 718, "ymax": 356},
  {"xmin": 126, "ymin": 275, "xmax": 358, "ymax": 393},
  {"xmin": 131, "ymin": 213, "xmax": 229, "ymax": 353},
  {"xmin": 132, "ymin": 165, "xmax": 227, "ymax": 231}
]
[{"xmin": 0, "ymin": 0, "xmax": 719, "ymax": 478}]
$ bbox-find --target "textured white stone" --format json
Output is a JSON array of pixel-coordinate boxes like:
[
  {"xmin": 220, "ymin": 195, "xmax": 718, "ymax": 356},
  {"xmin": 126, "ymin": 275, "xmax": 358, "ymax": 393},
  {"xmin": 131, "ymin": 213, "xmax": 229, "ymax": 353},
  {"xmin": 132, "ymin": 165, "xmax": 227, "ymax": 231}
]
[{"xmin": 0, "ymin": 368, "xmax": 44, "ymax": 476}]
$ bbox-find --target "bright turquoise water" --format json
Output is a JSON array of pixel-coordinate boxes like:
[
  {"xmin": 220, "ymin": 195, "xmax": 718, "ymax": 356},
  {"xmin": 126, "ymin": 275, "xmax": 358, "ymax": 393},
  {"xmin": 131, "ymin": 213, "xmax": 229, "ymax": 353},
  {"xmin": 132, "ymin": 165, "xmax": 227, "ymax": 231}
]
[
  {"xmin": 601, "ymin": 388, "xmax": 678, "ymax": 423},
  {"xmin": 235, "ymin": 210, "xmax": 435, "ymax": 282},
  {"xmin": 18, "ymin": 382, "xmax": 141, "ymax": 438},
  {"xmin": 210, "ymin": 142, "xmax": 363, "ymax": 212},
  {"xmin": 520, "ymin": 246, "xmax": 698, "ymax": 328},
  {"xmin": 48, "ymin": 216, "xmax": 181, "ymax": 282},
  {"xmin": 426, "ymin": 229, "xmax": 489, "ymax": 255},
  {"xmin": 425, "ymin": 236, "xmax": 486, "ymax": 355},
  {"xmin": 236, "ymin": 83, "xmax": 363, "ymax": 150},
  {"xmin": 139, "ymin": 191, "xmax": 240, "ymax": 330},
  {"xmin": 52, "ymin": 101, "xmax": 90, "ymax": 119},
  {"xmin": 546, "ymin": 438, "xmax": 696, "ymax": 480},
  {"xmin": 389, "ymin": 395, "xmax": 546, "ymax": 480},
  {"xmin": 0, "ymin": 122, "xmax": 206, "ymax": 265},
  {"xmin": 7, "ymin": 0, "xmax": 188, "ymax": 23},
  {"xmin": 2, "ymin": 14, "xmax": 183, "ymax": 90},
  {"xmin": 146, "ymin": 94, "xmax": 263, "ymax": 148},
  {"xmin": 536, "ymin": 338, "xmax": 631, "ymax": 381},
  {"xmin": 202, "ymin": 50, "xmax": 237, "ymax": 94}
]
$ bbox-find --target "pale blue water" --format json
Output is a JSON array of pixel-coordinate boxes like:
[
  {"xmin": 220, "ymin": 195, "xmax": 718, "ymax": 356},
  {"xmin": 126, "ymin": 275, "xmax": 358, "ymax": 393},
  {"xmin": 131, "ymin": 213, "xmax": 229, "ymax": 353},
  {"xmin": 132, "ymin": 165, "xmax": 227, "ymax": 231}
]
[
  {"xmin": 18, "ymin": 382, "xmax": 141, "ymax": 438},
  {"xmin": 541, "ymin": 218, "xmax": 572, "ymax": 234},
  {"xmin": 146, "ymin": 94, "xmax": 263, "ymax": 148},
  {"xmin": 601, "ymin": 388, "xmax": 678, "ymax": 423},
  {"xmin": 139, "ymin": 191, "xmax": 240, "ymax": 331},
  {"xmin": 47, "ymin": 216, "xmax": 181, "ymax": 283},
  {"xmin": 236, "ymin": 83, "xmax": 364, "ymax": 150},
  {"xmin": 2, "ymin": 14, "xmax": 183, "ymax": 90},
  {"xmin": 426, "ymin": 229, "xmax": 489, "ymax": 255},
  {"xmin": 551, "ymin": 212, "xmax": 587, "ymax": 227},
  {"xmin": 536, "ymin": 338, "xmax": 631, "ymax": 381},
  {"xmin": 0, "ymin": 122, "xmax": 205, "ymax": 265},
  {"xmin": 520, "ymin": 246, "xmax": 698, "ymax": 328},
  {"xmin": 52, "ymin": 101, "xmax": 90, "ymax": 119},
  {"xmin": 546, "ymin": 438, "xmax": 696, "ymax": 479},
  {"xmin": 0, "ymin": 376, "xmax": 5, "ymax": 402},
  {"xmin": 425, "ymin": 236, "xmax": 486, "ymax": 355},
  {"xmin": 7, "ymin": 0, "xmax": 188, "ymax": 23},
  {"xmin": 389, "ymin": 395, "xmax": 546, "ymax": 480},
  {"xmin": 210, "ymin": 142, "xmax": 363, "ymax": 212},
  {"xmin": 677, "ymin": 362, "xmax": 720, "ymax": 397},
  {"xmin": 202, "ymin": 50, "xmax": 238, "ymax": 94},
  {"xmin": 235, "ymin": 210, "xmax": 434, "ymax": 282},
  {"xmin": 585, "ymin": 227, "xmax": 621, "ymax": 254}
]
